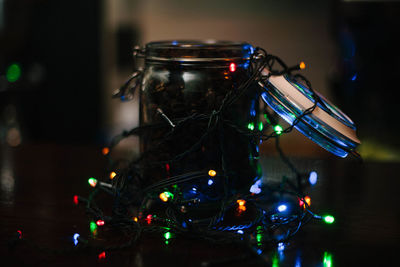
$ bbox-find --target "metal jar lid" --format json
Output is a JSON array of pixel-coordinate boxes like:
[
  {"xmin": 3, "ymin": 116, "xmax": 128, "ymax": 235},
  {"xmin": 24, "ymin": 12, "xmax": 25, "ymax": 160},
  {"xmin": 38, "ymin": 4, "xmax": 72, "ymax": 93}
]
[{"xmin": 258, "ymin": 68, "xmax": 361, "ymax": 158}]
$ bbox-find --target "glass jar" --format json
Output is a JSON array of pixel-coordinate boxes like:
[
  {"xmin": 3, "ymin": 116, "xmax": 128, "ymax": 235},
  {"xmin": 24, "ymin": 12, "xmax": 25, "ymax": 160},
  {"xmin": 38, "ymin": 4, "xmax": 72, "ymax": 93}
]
[{"xmin": 138, "ymin": 41, "xmax": 262, "ymax": 203}]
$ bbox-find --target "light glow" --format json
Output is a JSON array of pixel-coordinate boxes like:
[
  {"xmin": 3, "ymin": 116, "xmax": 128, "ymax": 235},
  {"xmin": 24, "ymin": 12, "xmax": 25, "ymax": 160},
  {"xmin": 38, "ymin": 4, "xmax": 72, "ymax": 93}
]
[
  {"xmin": 299, "ymin": 61, "xmax": 306, "ymax": 70},
  {"xmin": 208, "ymin": 169, "xmax": 217, "ymax": 177},
  {"xmin": 237, "ymin": 199, "xmax": 246, "ymax": 213},
  {"xmin": 159, "ymin": 191, "xmax": 173, "ymax": 202},
  {"xmin": 146, "ymin": 214, "xmax": 152, "ymax": 224},
  {"xmin": 88, "ymin": 177, "xmax": 98, "ymax": 187},
  {"xmin": 258, "ymin": 122, "xmax": 264, "ymax": 131},
  {"xmin": 6, "ymin": 63, "xmax": 21, "ymax": 83},
  {"xmin": 309, "ymin": 171, "xmax": 318, "ymax": 185},
  {"xmin": 73, "ymin": 233, "xmax": 80, "ymax": 246},
  {"xmin": 109, "ymin": 171, "xmax": 117, "ymax": 180},
  {"xmin": 229, "ymin": 62, "xmax": 236, "ymax": 72},
  {"xmin": 208, "ymin": 179, "xmax": 214, "ymax": 186},
  {"xmin": 277, "ymin": 204, "xmax": 287, "ymax": 212},
  {"xmin": 274, "ymin": 125, "xmax": 283, "ymax": 135},
  {"xmin": 323, "ymin": 252, "xmax": 333, "ymax": 267},
  {"xmin": 102, "ymin": 147, "xmax": 109, "ymax": 155},
  {"xmin": 248, "ymin": 122, "xmax": 255, "ymax": 131},
  {"xmin": 96, "ymin": 220, "xmax": 105, "ymax": 226},
  {"xmin": 323, "ymin": 215, "xmax": 335, "ymax": 224},
  {"xmin": 98, "ymin": 251, "xmax": 106, "ymax": 260},
  {"xmin": 73, "ymin": 195, "xmax": 79, "ymax": 205}
]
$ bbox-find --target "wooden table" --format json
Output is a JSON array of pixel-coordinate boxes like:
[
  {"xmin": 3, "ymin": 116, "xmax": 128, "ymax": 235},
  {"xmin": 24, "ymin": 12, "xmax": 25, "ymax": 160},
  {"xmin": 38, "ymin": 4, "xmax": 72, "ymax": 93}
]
[{"xmin": 1, "ymin": 143, "xmax": 399, "ymax": 266}]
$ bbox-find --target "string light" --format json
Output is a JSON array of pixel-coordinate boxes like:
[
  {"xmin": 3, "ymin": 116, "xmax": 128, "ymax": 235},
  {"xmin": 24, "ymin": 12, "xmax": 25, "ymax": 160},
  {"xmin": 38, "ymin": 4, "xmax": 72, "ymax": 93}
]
[
  {"xmin": 96, "ymin": 220, "xmax": 105, "ymax": 226},
  {"xmin": 208, "ymin": 169, "xmax": 217, "ymax": 177},
  {"xmin": 88, "ymin": 178, "xmax": 98, "ymax": 187},
  {"xmin": 237, "ymin": 199, "xmax": 246, "ymax": 213},
  {"xmin": 305, "ymin": 196, "xmax": 311, "ymax": 206},
  {"xmin": 164, "ymin": 231, "xmax": 172, "ymax": 245},
  {"xmin": 73, "ymin": 233, "xmax": 80, "ymax": 246},
  {"xmin": 323, "ymin": 252, "xmax": 333, "ymax": 267},
  {"xmin": 299, "ymin": 61, "xmax": 306, "ymax": 70},
  {"xmin": 248, "ymin": 122, "xmax": 255, "ymax": 131},
  {"xmin": 73, "ymin": 195, "xmax": 79, "ymax": 205},
  {"xmin": 90, "ymin": 221, "xmax": 97, "ymax": 233},
  {"xmin": 102, "ymin": 147, "xmax": 110, "ymax": 155},
  {"xmin": 98, "ymin": 251, "xmax": 106, "ymax": 260},
  {"xmin": 229, "ymin": 62, "xmax": 236, "ymax": 72},
  {"xmin": 109, "ymin": 171, "xmax": 117, "ymax": 180},
  {"xmin": 88, "ymin": 177, "xmax": 112, "ymax": 188},
  {"xmin": 309, "ymin": 171, "xmax": 318, "ymax": 185},
  {"xmin": 250, "ymin": 179, "xmax": 262, "ymax": 194},
  {"xmin": 159, "ymin": 191, "xmax": 174, "ymax": 202},
  {"xmin": 272, "ymin": 252, "xmax": 279, "ymax": 267},
  {"xmin": 258, "ymin": 122, "xmax": 264, "ymax": 131},
  {"xmin": 277, "ymin": 204, "xmax": 287, "ymax": 212},
  {"xmin": 65, "ymin": 46, "xmax": 346, "ymax": 256},
  {"xmin": 274, "ymin": 125, "xmax": 283, "ymax": 135},
  {"xmin": 299, "ymin": 196, "xmax": 311, "ymax": 208},
  {"xmin": 323, "ymin": 215, "xmax": 335, "ymax": 224},
  {"xmin": 146, "ymin": 214, "xmax": 152, "ymax": 224},
  {"xmin": 17, "ymin": 230, "xmax": 22, "ymax": 239},
  {"xmin": 6, "ymin": 63, "xmax": 22, "ymax": 83}
]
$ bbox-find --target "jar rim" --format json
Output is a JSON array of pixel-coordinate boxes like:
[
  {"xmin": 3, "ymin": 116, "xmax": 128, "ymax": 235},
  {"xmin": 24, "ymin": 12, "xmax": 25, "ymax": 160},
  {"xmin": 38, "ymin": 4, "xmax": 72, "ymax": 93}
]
[{"xmin": 144, "ymin": 40, "xmax": 254, "ymax": 63}]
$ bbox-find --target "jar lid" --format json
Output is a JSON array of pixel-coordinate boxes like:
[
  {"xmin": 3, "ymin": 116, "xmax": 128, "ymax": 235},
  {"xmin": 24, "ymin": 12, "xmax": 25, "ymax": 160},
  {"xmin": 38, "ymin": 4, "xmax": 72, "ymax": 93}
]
[
  {"xmin": 144, "ymin": 40, "xmax": 254, "ymax": 63},
  {"xmin": 259, "ymin": 68, "xmax": 361, "ymax": 158}
]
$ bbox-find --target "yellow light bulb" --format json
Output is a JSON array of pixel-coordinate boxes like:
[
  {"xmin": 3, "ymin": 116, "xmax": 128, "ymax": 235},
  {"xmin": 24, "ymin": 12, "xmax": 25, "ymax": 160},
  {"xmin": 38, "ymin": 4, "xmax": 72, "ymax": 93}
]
[
  {"xmin": 208, "ymin": 170, "xmax": 217, "ymax": 177},
  {"xmin": 109, "ymin": 171, "xmax": 117, "ymax": 180},
  {"xmin": 305, "ymin": 196, "xmax": 311, "ymax": 206},
  {"xmin": 299, "ymin": 61, "xmax": 306, "ymax": 70}
]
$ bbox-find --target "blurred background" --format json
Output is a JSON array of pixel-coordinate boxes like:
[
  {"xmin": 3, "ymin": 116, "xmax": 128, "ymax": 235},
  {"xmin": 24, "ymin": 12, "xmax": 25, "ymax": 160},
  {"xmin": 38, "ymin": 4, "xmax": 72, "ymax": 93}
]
[{"xmin": 0, "ymin": 0, "xmax": 399, "ymax": 161}]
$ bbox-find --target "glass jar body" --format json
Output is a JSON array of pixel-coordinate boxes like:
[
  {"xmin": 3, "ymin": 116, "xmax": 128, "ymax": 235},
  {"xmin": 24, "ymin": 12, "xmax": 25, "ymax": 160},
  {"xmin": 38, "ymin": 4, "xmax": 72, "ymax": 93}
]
[{"xmin": 139, "ymin": 41, "xmax": 262, "ymax": 204}]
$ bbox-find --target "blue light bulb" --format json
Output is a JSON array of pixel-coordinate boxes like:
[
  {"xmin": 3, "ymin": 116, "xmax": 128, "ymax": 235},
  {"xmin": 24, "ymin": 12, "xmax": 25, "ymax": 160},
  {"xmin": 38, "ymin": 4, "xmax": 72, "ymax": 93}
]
[
  {"xmin": 277, "ymin": 204, "xmax": 287, "ymax": 212},
  {"xmin": 309, "ymin": 171, "xmax": 318, "ymax": 185}
]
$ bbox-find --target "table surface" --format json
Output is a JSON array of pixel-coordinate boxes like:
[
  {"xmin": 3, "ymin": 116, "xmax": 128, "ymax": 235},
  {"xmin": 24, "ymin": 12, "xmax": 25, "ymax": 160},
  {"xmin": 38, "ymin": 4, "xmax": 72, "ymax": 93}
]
[{"xmin": 1, "ymin": 143, "xmax": 399, "ymax": 267}]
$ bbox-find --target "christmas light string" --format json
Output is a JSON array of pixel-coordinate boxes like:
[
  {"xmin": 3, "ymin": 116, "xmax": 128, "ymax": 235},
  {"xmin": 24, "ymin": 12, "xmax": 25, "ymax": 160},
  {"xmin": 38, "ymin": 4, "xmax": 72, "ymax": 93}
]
[
  {"xmin": 80, "ymin": 49, "xmax": 333, "ymax": 249},
  {"xmin": 10, "ymin": 49, "xmax": 338, "ymax": 263}
]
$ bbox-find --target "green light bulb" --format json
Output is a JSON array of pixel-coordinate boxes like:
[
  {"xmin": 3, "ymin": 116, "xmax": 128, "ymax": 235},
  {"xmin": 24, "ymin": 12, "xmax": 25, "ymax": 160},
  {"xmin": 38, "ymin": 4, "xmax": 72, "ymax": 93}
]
[
  {"xmin": 258, "ymin": 122, "xmax": 264, "ymax": 131},
  {"xmin": 90, "ymin": 221, "xmax": 97, "ymax": 233},
  {"xmin": 164, "ymin": 232, "xmax": 171, "ymax": 240},
  {"xmin": 323, "ymin": 252, "xmax": 333, "ymax": 267},
  {"xmin": 274, "ymin": 125, "xmax": 283, "ymax": 135},
  {"xmin": 324, "ymin": 215, "xmax": 335, "ymax": 224},
  {"xmin": 247, "ymin": 122, "xmax": 255, "ymax": 131},
  {"xmin": 272, "ymin": 253, "xmax": 279, "ymax": 267},
  {"xmin": 6, "ymin": 63, "xmax": 22, "ymax": 83}
]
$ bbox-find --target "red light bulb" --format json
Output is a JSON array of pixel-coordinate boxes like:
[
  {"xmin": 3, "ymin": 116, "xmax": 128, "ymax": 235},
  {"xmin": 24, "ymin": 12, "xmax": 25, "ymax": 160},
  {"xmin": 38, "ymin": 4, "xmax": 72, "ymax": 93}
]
[
  {"xmin": 98, "ymin": 251, "xmax": 106, "ymax": 260},
  {"xmin": 73, "ymin": 195, "xmax": 79, "ymax": 205},
  {"xmin": 229, "ymin": 62, "xmax": 236, "ymax": 72},
  {"xmin": 96, "ymin": 220, "xmax": 105, "ymax": 226}
]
